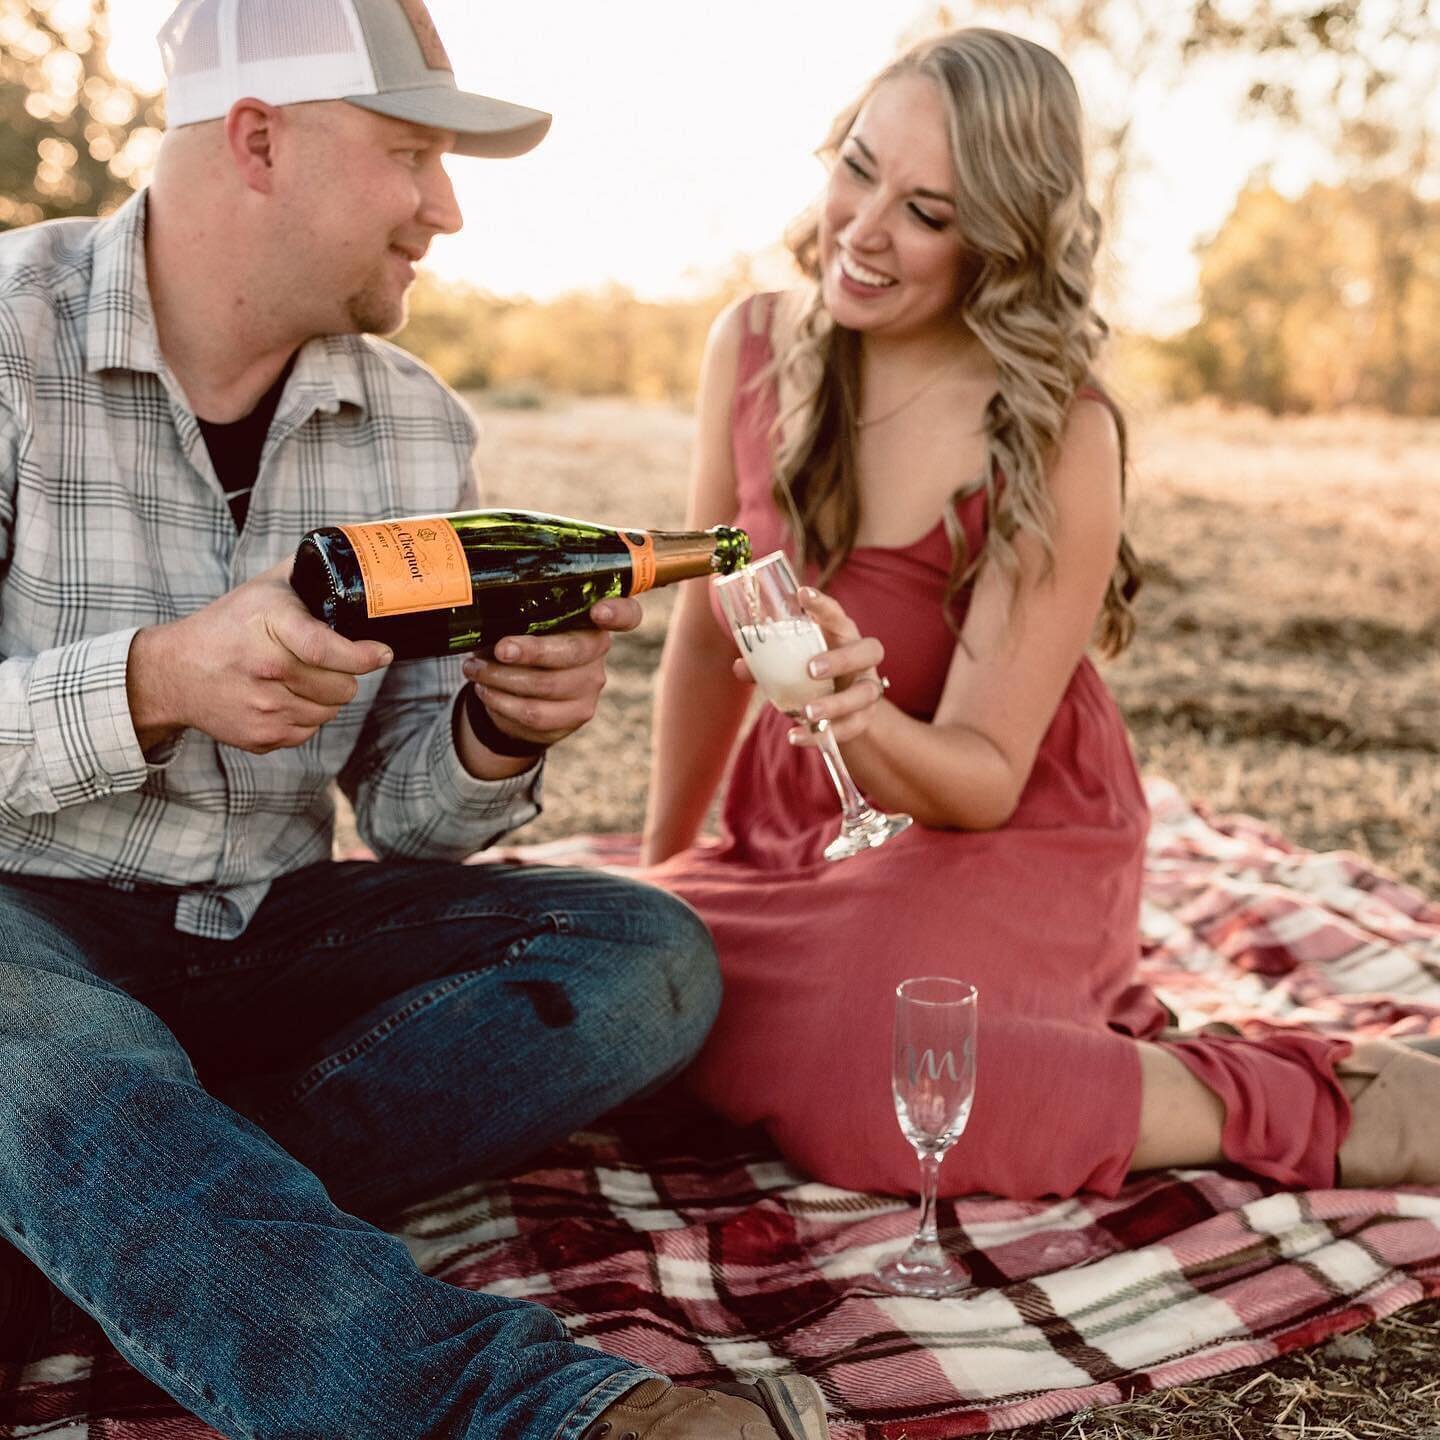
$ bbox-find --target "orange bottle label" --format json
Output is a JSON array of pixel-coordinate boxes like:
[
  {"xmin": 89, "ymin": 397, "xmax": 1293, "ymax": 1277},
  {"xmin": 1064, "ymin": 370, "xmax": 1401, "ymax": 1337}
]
[
  {"xmin": 619, "ymin": 529, "xmax": 656, "ymax": 595},
  {"xmin": 339, "ymin": 518, "xmax": 474, "ymax": 619}
]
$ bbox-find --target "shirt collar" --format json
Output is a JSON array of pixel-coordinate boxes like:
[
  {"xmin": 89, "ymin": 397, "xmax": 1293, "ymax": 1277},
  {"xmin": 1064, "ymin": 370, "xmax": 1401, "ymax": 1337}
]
[
  {"xmin": 85, "ymin": 187, "xmax": 368, "ymax": 416},
  {"xmin": 288, "ymin": 335, "xmax": 368, "ymax": 416},
  {"xmin": 84, "ymin": 187, "xmax": 161, "ymax": 377}
]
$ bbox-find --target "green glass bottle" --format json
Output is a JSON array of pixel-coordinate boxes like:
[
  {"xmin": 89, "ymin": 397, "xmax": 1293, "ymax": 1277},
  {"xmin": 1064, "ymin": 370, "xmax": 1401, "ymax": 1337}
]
[{"xmin": 291, "ymin": 508, "xmax": 751, "ymax": 660}]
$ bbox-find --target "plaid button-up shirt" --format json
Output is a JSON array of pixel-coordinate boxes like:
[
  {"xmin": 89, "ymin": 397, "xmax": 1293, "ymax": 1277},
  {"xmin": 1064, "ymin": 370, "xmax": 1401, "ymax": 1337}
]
[{"xmin": 0, "ymin": 190, "xmax": 542, "ymax": 939}]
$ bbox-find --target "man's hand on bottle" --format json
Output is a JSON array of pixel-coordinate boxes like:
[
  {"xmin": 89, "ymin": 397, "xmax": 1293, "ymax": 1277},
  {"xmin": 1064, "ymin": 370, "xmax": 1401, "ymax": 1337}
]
[
  {"xmin": 458, "ymin": 598, "xmax": 643, "ymax": 768},
  {"xmin": 127, "ymin": 561, "xmax": 394, "ymax": 754}
]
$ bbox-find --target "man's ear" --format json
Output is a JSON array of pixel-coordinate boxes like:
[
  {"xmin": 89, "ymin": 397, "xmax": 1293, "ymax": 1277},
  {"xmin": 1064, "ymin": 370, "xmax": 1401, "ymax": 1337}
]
[{"xmin": 225, "ymin": 98, "xmax": 282, "ymax": 193}]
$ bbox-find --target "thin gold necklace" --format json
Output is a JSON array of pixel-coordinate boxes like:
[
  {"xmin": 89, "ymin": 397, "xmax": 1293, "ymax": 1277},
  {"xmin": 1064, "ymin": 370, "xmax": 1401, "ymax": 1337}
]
[{"xmin": 856, "ymin": 363, "xmax": 959, "ymax": 430}]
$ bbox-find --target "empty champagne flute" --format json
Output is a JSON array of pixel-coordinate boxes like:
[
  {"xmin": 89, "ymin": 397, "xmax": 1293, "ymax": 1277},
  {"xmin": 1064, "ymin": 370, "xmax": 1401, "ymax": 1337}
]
[
  {"xmin": 875, "ymin": 976, "xmax": 978, "ymax": 1298},
  {"xmin": 713, "ymin": 550, "xmax": 912, "ymax": 862}
]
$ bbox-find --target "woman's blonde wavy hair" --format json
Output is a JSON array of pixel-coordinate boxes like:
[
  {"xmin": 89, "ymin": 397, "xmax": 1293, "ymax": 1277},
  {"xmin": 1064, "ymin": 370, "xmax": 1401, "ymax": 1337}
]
[{"xmin": 768, "ymin": 27, "xmax": 1141, "ymax": 655}]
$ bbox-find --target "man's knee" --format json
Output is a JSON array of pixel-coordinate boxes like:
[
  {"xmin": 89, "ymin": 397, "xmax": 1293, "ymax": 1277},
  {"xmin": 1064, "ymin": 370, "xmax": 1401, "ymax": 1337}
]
[
  {"xmin": 657, "ymin": 898, "xmax": 721, "ymax": 1063},
  {"xmin": 552, "ymin": 876, "xmax": 720, "ymax": 1075},
  {"xmin": 614, "ymin": 881, "xmax": 719, "ymax": 1043}
]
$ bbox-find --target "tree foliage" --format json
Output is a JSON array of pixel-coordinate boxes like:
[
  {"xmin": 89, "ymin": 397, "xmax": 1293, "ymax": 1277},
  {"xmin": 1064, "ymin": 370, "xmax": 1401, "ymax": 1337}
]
[
  {"xmin": 392, "ymin": 271, "xmax": 757, "ymax": 402},
  {"xmin": 904, "ymin": 0, "xmax": 1440, "ymax": 414},
  {"xmin": 1174, "ymin": 1, "xmax": 1440, "ymax": 413},
  {"xmin": 0, "ymin": 0, "xmax": 163, "ymax": 230},
  {"xmin": 1166, "ymin": 180, "xmax": 1440, "ymax": 413},
  {"xmin": 1183, "ymin": 0, "xmax": 1438, "ymax": 184}
]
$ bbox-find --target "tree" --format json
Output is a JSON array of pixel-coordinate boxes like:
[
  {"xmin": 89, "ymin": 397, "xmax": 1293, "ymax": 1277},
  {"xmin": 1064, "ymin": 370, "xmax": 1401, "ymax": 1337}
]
[
  {"xmin": 392, "ymin": 275, "xmax": 514, "ymax": 392},
  {"xmin": 1182, "ymin": 1, "xmax": 1440, "ymax": 412},
  {"xmin": 1168, "ymin": 179, "xmax": 1440, "ymax": 414},
  {"xmin": 1184, "ymin": 1, "xmax": 1438, "ymax": 180},
  {"xmin": 0, "ymin": 0, "xmax": 163, "ymax": 230}
]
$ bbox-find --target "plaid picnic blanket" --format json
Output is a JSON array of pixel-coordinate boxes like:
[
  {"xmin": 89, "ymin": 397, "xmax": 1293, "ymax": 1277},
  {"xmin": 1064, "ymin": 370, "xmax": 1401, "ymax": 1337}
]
[{"xmin": 4, "ymin": 776, "xmax": 1439, "ymax": 1438}]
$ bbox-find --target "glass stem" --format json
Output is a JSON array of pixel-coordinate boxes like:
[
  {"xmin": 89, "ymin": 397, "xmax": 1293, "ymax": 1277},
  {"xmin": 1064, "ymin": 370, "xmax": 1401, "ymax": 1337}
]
[
  {"xmin": 810, "ymin": 721, "xmax": 874, "ymax": 826},
  {"xmin": 913, "ymin": 1151, "xmax": 944, "ymax": 1250}
]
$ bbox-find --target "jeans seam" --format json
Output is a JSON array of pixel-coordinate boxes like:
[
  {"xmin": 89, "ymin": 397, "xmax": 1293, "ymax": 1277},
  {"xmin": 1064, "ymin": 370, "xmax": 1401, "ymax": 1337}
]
[
  {"xmin": 263, "ymin": 930, "xmax": 550, "ymax": 1112},
  {"xmin": 17, "ymin": 1241, "xmax": 249, "ymax": 1439},
  {"xmin": 182, "ymin": 908, "xmax": 560, "ymax": 981},
  {"xmin": 300, "ymin": 906, "xmax": 566, "ymax": 954}
]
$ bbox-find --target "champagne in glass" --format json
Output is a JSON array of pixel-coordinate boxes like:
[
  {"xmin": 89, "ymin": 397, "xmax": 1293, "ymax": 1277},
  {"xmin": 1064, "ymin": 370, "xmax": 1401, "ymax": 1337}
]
[
  {"xmin": 876, "ymin": 977, "xmax": 978, "ymax": 1298},
  {"xmin": 713, "ymin": 550, "xmax": 912, "ymax": 862}
]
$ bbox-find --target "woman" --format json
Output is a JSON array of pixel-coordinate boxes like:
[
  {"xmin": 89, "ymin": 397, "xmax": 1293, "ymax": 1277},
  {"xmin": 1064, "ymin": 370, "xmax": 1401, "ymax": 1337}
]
[{"xmin": 641, "ymin": 28, "xmax": 1440, "ymax": 1199}]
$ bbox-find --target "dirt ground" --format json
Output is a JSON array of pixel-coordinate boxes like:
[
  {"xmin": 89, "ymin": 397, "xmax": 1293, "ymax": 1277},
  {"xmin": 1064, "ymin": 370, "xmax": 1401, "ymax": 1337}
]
[{"xmin": 355, "ymin": 395, "xmax": 1440, "ymax": 1437}]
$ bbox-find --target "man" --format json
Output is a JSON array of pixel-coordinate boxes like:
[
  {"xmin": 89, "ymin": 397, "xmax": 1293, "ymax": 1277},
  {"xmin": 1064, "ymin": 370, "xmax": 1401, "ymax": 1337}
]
[{"xmin": 0, "ymin": 1, "xmax": 829, "ymax": 1436}]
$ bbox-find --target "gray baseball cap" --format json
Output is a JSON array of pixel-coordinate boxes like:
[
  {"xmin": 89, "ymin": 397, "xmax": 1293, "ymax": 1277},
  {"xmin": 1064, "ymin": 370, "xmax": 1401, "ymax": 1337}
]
[{"xmin": 158, "ymin": 0, "xmax": 551, "ymax": 159}]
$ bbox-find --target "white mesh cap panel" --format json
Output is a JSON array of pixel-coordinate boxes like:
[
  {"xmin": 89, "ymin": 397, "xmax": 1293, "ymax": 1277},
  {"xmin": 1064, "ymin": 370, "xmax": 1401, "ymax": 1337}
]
[
  {"xmin": 159, "ymin": 0, "xmax": 380, "ymax": 129},
  {"xmin": 158, "ymin": 0, "xmax": 220, "ymax": 79},
  {"xmin": 236, "ymin": 0, "xmax": 360, "ymax": 64}
]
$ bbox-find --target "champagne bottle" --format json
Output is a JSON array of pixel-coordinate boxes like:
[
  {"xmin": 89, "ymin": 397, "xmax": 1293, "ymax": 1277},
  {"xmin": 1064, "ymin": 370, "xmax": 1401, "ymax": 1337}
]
[{"xmin": 290, "ymin": 508, "xmax": 751, "ymax": 660}]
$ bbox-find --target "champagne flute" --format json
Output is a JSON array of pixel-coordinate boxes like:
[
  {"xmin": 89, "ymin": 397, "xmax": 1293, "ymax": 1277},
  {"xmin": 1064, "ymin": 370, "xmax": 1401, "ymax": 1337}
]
[
  {"xmin": 713, "ymin": 550, "xmax": 912, "ymax": 862},
  {"xmin": 875, "ymin": 976, "xmax": 978, "ymax": 1298}
]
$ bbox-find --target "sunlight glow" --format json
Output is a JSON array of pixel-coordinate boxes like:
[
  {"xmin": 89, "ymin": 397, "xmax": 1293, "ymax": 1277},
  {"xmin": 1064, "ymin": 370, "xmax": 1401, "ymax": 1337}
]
[{"xmin": 104, "ymin": 0, "xmax": 1321, "ymax": 334}]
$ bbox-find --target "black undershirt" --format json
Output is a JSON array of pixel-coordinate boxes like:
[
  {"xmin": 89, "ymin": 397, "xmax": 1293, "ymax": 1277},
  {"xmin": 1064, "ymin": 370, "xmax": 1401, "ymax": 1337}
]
[{"xmin": 196, "ymin": 354, "xmax": 297, "ymax": 530}]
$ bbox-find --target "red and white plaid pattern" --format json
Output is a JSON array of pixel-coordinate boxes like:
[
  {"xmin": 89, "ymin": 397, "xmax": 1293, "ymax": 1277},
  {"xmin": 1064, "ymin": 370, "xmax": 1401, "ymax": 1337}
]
[{"xmin": 4, "ymin": 777, "xmax": 1437, "ymax": 1438}]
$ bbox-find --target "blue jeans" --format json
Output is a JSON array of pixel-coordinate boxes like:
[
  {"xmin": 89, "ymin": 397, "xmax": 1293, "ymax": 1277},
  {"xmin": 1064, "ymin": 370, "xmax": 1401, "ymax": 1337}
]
[{"xmin": 0, "ymin": 859, "xmax": 720, "ymax": 1439}]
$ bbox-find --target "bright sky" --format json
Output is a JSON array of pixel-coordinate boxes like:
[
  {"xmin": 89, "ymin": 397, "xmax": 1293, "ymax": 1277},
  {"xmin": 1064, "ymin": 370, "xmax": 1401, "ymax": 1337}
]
[{"xmin": 105, "ymin": 0, "xmax": 1336, "ymax": 334}]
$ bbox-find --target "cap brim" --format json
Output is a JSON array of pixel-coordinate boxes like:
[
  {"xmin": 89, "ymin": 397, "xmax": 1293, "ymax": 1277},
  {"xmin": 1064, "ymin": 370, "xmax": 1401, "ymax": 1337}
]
[{"xmin": 346, "ymin": 88, "xmax": 551, "ymax": 158}]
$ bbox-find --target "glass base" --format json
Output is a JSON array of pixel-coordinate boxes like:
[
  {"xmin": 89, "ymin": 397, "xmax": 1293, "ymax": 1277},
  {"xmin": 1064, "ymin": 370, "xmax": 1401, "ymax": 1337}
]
[
  {"xmin": 823, "ymin": 809, "xmax": 912, "ymax": 863},
  {"xmin": 874, "ymin": 1245, "xmax": 970, "ymax": 1298}
]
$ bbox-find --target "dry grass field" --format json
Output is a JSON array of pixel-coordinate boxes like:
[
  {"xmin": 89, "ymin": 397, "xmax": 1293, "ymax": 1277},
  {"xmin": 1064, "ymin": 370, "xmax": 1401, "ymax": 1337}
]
[{"xmin": 442, "ymin": 395, "xmax": 1439, "ymax": 1439}]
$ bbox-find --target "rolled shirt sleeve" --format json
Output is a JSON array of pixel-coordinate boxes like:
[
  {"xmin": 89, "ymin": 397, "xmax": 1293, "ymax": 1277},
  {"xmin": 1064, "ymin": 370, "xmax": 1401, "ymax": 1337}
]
[
  {"xmin": 2, "ymin": 629, "xmax": 152, "ymax": 817},
  {"xmin": 339, "ymin": 655, "xmax": 544, "ymax": 861}
]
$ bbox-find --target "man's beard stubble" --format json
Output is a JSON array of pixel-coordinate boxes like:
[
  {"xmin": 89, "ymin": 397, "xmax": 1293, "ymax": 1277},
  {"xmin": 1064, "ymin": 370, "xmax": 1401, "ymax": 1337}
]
[{"xmin": 344, "ymin": 271, "xmax": 409, "ymax": 337}]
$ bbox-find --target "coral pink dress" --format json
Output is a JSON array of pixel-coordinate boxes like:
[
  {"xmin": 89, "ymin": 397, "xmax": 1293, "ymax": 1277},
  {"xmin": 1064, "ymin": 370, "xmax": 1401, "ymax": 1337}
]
[{"xmin": 649, "ymin": 298, "xmax": 1350, "ymax": 1199}]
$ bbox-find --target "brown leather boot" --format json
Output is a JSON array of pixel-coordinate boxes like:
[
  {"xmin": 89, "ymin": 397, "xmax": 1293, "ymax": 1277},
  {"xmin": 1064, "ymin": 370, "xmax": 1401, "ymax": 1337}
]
[
  {"xmin": 1336, "ymin": 1038, "xmax": 1440, "ymax": 1186},
  {"xmin": 580, "ymin": 1375, "xmax": 830, "ymax": 1439}
]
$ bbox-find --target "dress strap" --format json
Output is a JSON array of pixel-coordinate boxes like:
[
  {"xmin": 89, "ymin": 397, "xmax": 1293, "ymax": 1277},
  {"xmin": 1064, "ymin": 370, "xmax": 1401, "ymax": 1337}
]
[
  {"xmin": 735, "ymin": 293, "xmax": 779, "ymax": 390},
  {"xmin": 732, "ymin": 294, "xmax": 780, "ymax": 433},
  {"xmin": 729, "ymin": 294, "xmax": 784, "ymax": 519},
  {"xmin": 745, "ymin": 292, "xmax": 778, "ymax": 336}
]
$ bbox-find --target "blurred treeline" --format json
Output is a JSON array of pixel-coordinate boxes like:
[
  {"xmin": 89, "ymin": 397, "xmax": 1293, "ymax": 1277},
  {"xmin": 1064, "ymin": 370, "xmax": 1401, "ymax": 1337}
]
[
  {"xmin": 392, "ymin": 175, "xmax": 1440, "ymax": 416},
  {"xmin": 1161, "ymin": 181, "xmax": 1440, "ymax": 415},
  {"xmin": 4, "ymin": 0, "xmax": 1438, "ymax": 416},
  {"xmin": 392, "ymin": 271, "xmax": 757, "ymax": 403}
]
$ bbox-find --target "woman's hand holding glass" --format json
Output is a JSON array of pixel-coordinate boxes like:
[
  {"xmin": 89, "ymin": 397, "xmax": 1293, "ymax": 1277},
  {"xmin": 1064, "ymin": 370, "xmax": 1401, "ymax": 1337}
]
[
  {"xmin": 714, "ymin": 551, "xmax": 911, "ymax": 862},
  {"xmin": 730, "ymin": 587, "xmax": 891, "ymax": 748}
]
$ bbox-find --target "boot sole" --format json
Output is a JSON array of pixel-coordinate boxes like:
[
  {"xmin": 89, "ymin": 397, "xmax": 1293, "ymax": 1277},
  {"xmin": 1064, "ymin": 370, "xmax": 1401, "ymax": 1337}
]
[{"xmin": 751, "ymin": 1375, "xmax": 831, "ymax": 1440}]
